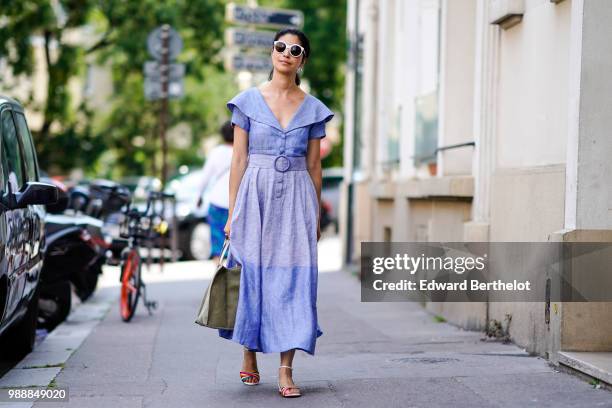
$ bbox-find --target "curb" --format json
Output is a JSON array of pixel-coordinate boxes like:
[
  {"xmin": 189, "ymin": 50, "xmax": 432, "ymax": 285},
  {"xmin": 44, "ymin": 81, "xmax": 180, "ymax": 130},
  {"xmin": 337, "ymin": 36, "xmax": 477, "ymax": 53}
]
[{"xmin": 0, "ymin": 291, "xmax": 113, "ymax": 407}]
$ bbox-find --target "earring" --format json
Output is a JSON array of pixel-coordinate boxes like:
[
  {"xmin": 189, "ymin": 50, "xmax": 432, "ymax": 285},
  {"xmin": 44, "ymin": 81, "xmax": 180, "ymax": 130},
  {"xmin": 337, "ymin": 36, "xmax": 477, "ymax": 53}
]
[{"xmin": 298, "ymin": 66, "xmax": 303, "ymax": 74}]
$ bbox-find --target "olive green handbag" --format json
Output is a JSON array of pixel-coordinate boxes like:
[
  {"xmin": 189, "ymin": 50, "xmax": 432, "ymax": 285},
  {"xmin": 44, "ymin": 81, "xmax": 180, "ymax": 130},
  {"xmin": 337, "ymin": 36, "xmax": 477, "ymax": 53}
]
[{"xmin": 194, "ymin": 238, "xmax": 241, "ymax": 330}]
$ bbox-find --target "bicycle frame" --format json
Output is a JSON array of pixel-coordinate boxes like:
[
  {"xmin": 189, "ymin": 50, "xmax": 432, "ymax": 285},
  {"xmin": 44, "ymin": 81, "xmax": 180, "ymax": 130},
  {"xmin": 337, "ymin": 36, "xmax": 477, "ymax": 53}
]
[{"xmin": 117, "ymin": 191, "xmax": 176, "ymax": 322}]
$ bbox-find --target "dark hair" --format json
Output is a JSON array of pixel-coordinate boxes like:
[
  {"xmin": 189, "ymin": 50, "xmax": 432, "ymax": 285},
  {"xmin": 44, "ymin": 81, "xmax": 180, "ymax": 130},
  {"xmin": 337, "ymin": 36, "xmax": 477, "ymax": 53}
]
[
  {"xmin": 268, "ymin": 28, "xmax": 310, "ymax": 86},
  {"xmin": 221, "ymin": 120, "xmax": 234, "ymax": 143}
]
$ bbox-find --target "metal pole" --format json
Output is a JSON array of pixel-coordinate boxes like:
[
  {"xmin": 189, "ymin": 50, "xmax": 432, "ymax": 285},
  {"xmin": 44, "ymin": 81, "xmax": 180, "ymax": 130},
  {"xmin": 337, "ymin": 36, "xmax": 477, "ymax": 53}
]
[
  {"xmin": 159, "ymin": 24, "xmax": 170, "ymax": 270},
  {"xmin": 160, "ymin": 24, "xmax": 170, "ymax": 189}
]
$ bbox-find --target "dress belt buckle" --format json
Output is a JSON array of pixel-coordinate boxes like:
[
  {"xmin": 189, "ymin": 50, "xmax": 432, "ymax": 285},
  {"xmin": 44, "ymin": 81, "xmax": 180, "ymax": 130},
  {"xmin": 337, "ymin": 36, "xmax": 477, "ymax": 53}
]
[{"xmin": 274, "ymin": 155, "xmax": 291, "ymax": 172}]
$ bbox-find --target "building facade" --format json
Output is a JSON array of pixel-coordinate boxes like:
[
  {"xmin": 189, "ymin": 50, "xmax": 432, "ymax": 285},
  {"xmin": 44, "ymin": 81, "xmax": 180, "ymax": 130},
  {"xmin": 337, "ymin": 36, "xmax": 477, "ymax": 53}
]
[{"xmin": 342, "ymin": 0, "xmax": 612, "ymax": 384}]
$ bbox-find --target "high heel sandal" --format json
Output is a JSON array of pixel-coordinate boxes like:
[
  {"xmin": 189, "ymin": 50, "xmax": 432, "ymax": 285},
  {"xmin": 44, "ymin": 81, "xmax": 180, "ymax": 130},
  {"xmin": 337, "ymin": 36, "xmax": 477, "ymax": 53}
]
[
  {"xmin": 277, "ymin": 365, "xmax": 301, "ymax": 398},
  {"xmin": 240, "ymin": 370, "xmax": 260, "ymax": 386},
  {"xmin": 240, "ymin": 346, "xmax": 260, "ymax": 386}
]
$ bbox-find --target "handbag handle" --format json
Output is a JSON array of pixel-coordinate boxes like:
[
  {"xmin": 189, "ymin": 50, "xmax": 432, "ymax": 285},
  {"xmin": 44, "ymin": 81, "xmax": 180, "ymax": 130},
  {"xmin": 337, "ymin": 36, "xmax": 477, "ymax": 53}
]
[{"xmin": 217, "ymin": 237, "xmax": 231, "ymax": 269}]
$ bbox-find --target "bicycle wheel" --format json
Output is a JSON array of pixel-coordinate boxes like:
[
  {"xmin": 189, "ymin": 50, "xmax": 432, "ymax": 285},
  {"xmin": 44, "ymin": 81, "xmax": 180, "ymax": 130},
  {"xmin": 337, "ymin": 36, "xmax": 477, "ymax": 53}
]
[{"xmin": 120, "ymin": 248, "xmax": 142, "ymax": 322}]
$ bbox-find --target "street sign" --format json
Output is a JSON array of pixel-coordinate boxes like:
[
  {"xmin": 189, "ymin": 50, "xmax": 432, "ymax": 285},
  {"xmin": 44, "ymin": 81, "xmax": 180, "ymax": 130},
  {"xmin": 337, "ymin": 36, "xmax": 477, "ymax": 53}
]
[
  {"xmin": 147, "ymin": 25, "xmax": 183, "ymax": 61},
  {"xmin": 144, "ymin": 61, "xmax": 185, "ymax": 79},
  {"xmin": 144, "ymin": 76, "xmax": 184, "ymax": 101},
  {"xmin": 225, "ymin": 3, "xmax": 304, "ymax": 29},
  {"xmin": 224, "ymin": 52, "xmax": 273, "ymax": 72},
  {"xmin": 225, "ymin": 28, "xmax": 275, "ymax": 49}
]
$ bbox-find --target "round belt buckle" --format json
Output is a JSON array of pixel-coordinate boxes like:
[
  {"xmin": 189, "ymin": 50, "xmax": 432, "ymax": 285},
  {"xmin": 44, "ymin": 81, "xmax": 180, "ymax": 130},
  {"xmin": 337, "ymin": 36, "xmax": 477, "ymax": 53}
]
[{"xmin": 274, "ymin": 155, "xmax": 290, "ymax": 172}]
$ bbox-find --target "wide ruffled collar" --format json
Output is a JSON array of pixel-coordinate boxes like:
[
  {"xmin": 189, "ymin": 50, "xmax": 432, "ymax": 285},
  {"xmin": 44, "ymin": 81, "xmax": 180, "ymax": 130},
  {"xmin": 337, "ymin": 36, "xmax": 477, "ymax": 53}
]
[{"xmin": 227, "ymin": 87, "xmax": 334, "ymax": 133}]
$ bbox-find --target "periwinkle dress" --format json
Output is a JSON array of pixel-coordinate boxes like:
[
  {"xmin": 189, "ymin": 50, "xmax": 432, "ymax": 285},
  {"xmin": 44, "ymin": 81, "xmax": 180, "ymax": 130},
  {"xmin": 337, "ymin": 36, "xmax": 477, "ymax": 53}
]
[{"xmin": 218, "ymin": 87, "xmax": 334, "ymax": 356}]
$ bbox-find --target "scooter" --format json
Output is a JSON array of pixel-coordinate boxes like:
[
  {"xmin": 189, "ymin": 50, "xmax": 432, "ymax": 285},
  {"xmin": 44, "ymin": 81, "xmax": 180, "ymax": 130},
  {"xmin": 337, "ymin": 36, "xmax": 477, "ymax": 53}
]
[{"xmin": 38, "ymin": 179, "xmax": 130, "ymax": 331}]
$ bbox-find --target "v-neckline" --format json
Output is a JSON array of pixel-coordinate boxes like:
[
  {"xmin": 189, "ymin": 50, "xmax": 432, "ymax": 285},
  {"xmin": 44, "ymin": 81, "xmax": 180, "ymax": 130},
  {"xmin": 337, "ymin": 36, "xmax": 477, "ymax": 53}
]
[{"xmin": 254, "ymin": 87, "xmax": 309, "ymax": 132}]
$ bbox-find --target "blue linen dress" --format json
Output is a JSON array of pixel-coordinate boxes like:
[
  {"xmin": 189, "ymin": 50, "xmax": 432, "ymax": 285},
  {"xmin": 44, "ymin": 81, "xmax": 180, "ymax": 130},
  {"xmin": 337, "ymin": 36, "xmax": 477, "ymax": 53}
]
[{"xmin": 218, "ymin": 87, "xmax": 334, "ymax": 356}]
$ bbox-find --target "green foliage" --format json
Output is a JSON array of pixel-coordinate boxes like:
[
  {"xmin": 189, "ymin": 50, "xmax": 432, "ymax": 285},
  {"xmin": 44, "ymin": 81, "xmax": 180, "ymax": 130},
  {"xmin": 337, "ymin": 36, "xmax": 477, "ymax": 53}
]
[{"xmin": 0, "ymin": 0, "xmax": 100, "ymax": 174}]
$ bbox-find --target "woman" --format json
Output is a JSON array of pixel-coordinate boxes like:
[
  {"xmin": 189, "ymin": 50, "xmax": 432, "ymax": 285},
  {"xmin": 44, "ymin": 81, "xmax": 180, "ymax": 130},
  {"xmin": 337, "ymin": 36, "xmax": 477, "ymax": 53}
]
[
  {"xmin": 196, "ymin": 121, "xmax": 233, "ymax": 264},
  {"xmin": 219, "ymin": 28, "xmax": 334, "ymax": 398}
]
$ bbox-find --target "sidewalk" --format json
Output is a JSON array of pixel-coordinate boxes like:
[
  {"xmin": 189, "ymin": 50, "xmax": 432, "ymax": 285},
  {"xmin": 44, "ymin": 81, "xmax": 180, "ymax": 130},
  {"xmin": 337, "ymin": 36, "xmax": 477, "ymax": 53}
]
[{"xmin": 7, "ymin": 239, "xmax": 607, "ymax": 407}]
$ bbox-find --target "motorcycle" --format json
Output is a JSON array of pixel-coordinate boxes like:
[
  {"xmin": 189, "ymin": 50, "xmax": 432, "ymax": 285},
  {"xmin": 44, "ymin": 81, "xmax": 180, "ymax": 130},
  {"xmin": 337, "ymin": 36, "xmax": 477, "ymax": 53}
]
[{"xmin": 38, "ymin": 178, "xmax": 130, "ymax": 331}]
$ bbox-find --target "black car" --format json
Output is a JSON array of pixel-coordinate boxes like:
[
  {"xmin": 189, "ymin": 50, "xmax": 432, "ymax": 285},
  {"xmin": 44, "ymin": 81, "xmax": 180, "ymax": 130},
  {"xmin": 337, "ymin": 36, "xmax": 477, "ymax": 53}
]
[{"xmin": 0, "ymin": 97, "xmax": 58, "ymax": 359}]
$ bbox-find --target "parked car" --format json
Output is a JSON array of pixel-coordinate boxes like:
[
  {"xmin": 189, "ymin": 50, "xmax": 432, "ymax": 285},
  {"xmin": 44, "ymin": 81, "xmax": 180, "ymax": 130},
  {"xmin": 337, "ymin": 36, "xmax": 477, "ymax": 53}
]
[
  {"xmin": 36, "ymin": 178, "xmax": 126, "ymax": 331},
  {"xmin": 0, "ymin": 96, "xmax": 58, "ymax": 359},
  {"xmin": 119, "ymin": 176, "xmax": 162, "ymax": 203},
  {"xmin": 165, "ymin": 169, "xmax": 211, "ymax": 261}
]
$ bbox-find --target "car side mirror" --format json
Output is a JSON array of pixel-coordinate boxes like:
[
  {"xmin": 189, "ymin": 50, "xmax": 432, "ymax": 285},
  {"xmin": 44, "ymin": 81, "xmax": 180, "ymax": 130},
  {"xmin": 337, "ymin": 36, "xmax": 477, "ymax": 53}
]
[{"xmin": 13, "ymin": 182, "xmax": 59, "ymax": 209}]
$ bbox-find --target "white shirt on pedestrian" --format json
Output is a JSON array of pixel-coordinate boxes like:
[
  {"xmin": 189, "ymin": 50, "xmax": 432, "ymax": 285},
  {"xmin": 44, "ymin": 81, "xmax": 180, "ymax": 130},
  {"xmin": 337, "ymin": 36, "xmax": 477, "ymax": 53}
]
[{"xmin": 199, "ymin": 144, "xmax": 233, "ymax": 209}]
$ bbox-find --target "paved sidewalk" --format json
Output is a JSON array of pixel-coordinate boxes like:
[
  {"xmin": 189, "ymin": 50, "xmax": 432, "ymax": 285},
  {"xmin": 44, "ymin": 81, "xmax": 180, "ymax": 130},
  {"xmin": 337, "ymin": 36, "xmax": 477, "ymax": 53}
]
[{"xmin": 11, "ymin": 241, "xmax": 608, "ymax": 407}]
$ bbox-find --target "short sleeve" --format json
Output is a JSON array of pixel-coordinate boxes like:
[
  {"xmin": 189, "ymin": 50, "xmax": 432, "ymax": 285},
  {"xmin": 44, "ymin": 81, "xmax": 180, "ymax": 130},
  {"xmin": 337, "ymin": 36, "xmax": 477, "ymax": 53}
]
[
  {"xmin": 228, "ymin": 103, "xmax": 250, "ymax": 132},
  {"xmin": 307, "ymin": 99, "xmax": 334, "ymax": 140},
  {"xmin": 309, "ymin": 120, "xmax": 327, "ymax": 140}
]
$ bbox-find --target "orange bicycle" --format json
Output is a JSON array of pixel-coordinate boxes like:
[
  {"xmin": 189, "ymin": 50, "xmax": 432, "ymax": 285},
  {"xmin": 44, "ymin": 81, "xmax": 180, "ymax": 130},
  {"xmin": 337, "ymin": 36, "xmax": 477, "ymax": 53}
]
[{"xmin": 118, "ymin": 191, "xmax": 173, "ymax": 322}]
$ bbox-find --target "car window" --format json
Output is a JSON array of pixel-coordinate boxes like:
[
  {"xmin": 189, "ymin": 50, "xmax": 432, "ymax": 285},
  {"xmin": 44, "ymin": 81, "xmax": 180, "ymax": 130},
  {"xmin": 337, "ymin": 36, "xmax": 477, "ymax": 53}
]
[
  {"xmin": 14, "ymin": 112, "xmax": 38, "ymax": 182},
  {"xmin": 1, "ymin": 110, "xmax": 25, "ymax": 192}
]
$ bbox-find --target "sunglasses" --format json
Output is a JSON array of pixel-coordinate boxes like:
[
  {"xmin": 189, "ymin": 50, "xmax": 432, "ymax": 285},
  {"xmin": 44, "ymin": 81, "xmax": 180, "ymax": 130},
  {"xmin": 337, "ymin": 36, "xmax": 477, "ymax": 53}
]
[{"xmin": 273, "ymin": 40, "xmax": 305, "ymax": 58}]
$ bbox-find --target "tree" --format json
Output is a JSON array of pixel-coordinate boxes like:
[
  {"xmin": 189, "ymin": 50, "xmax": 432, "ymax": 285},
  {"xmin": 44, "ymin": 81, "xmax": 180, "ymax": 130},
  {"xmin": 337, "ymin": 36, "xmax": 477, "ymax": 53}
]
[
  {"xmin": 89, "ymin": 0, "xmax": 234, "ymax": 178},
  {"xmin": 0, "ymin": 0, "xmax": 103, "ymax": 173}
]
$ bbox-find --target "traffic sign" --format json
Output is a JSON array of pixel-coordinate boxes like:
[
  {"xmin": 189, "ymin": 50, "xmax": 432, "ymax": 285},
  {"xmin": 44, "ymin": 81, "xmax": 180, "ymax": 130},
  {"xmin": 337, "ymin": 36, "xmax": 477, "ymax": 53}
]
[
  {"xmin": 144, "ymin": 61, "xmax": 185, "ymax": 79},
  {"xmin": 147, "ymin": 25, "xmax": 183, "ymax": 61},
  {"xmin": 225, "ymin": 28, "xmax": 275, "ymax": 49},
  {"xmin": 225, "ymin": 3, "xmax": 304, "ymax": 29},
  {"xmin": 224, "ymin": 52, "xmax": 273, "ymax": 72},
  {"xmin": 144, "ymin": 76, "xmax": 184, "ymax": 101}
]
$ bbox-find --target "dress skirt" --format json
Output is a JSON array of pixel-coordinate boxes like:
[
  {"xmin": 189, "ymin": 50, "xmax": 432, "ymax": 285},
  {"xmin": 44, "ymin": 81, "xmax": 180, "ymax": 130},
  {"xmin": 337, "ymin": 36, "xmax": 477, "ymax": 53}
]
[{"xmin": 218, "ymin": 153, "xmax": 323, "ymax": 355}]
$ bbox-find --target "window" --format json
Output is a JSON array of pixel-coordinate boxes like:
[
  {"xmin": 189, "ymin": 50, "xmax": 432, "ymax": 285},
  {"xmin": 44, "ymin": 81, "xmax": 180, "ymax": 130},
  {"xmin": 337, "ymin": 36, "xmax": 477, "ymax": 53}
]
[
  {"xmin": 14, "ymin": 113, "xmax": 38, "ymax": 182},
  {"xmin": 413, "ymin": 0, "xmax": 441, "ymax": 167},
  {"xmin": 1, "ymin": 110, "xmax": 25, "ymax": 192}
]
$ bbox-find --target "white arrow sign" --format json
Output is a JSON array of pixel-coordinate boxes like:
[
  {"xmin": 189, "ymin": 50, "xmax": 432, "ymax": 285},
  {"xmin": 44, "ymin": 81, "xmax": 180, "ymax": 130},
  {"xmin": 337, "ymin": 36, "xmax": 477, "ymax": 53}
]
[
  {"xmin": 224, "ymin": 52, "xmax": 273, "ymax": 72},
  {"xmin": 225, "ymin": 28, "xmax": 275, "ymax": 49},
  {"xmin": 225, "ymin": 3, "xmax": 304, "ymax": 29}
]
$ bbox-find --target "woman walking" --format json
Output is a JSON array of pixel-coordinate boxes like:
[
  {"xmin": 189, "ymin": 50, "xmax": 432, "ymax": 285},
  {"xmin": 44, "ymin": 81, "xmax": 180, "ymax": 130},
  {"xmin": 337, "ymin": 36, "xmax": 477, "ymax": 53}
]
[{"xmin": 218, "ymin": 28, "xmax": 334, "ymax": 398}]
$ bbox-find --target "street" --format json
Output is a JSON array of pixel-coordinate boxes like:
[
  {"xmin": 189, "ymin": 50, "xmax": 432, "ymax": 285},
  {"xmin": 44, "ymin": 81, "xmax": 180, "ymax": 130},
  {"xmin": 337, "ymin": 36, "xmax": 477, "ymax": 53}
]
[{"xmin": 0, "ymin": 236, "xmax": 609, "ymax": 408}]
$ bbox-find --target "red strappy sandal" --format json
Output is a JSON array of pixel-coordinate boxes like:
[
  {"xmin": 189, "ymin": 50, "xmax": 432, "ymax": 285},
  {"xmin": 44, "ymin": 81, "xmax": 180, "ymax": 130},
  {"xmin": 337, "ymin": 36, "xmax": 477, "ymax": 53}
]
[
  {"xmin": 240, "ymin": 370, "xmax": 260, "ymax": 386},
  {"xmin": 240, "ymin": 346, "xmax": 260, "ymax": 386},
  {"xmin": 277, "ymin": 365, "xmax": 301, "ymax": 397}
]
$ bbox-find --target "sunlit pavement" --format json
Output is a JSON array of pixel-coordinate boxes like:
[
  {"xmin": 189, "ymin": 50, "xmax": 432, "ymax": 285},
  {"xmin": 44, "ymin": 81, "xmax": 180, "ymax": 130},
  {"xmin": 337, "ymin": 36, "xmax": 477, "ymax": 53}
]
[
  {"xmin": 1, "ymin": 234, "xmax": 610, "ymax": 407},
  {"xmin": 97, "ymin": 230, "xmax": 343, "ymax": 289}
]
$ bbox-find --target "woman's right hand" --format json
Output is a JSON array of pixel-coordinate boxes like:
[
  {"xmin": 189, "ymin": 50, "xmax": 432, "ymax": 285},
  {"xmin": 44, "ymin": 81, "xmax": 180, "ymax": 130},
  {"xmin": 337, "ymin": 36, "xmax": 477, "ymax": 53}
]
[{"xmin": 224, "ymin": 219, "xmax": 231, "ymax": 238}]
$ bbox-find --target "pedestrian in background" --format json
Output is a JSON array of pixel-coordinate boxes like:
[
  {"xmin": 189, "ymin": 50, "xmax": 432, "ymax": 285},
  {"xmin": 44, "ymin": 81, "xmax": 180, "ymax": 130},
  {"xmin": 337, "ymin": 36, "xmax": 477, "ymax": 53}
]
[
  {"xmin": 219, "ymin": 28, "xmax": 334, "ymax": 398},
  {"xmin": 196, "ymin": 121, "xmax": 233, "ymax": 264}
]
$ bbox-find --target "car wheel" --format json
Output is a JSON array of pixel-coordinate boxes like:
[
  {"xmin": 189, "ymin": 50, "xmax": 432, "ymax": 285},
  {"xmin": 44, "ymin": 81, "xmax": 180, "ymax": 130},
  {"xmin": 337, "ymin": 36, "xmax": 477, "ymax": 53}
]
[
  {"xmin": 0, "ymin": 285, "xmax": 40, "ymax": 361},
  {"xmin": 180, "ymin": 222, "xmax": 211, "ymax": 261}
]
